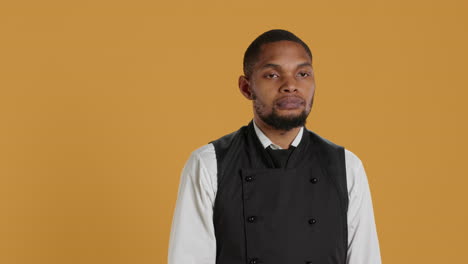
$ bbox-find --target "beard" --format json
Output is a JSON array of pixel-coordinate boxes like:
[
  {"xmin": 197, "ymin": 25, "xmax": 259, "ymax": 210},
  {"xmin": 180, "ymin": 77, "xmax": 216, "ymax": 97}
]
[{"xmin": 252, "ymin": 92, "xmax": 313, "ymax": 131}]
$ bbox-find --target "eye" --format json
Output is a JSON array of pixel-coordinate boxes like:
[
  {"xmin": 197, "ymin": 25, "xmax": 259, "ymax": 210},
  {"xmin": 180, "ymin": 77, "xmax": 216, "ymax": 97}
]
[
  {"xmin": 265, "ymin": 73, "xmax": 279, "ymax": 79},
  {"xmin": 297, "ymin": 72, "xmax": 311, "ymax": 77}
]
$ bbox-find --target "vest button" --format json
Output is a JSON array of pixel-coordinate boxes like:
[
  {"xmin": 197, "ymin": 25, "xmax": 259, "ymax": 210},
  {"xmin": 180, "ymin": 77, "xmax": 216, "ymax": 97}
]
[
  {"xmin": 245, "ymin": 176, "xmax": 254, "ymax": 182},
  {"xmin": 310, "ymin": 177, "xmax": 318, "ymax": 184},
  {"xmin": 308, "ymin": 218, "xmax": 317, "ymax": 225},
  {"xmin": 249, "ymin": 257, "xmax": 259, "ymax": 264},
  {"xmin": 247, "ymin": 216, "xmax": 257, "ymax": 223}
]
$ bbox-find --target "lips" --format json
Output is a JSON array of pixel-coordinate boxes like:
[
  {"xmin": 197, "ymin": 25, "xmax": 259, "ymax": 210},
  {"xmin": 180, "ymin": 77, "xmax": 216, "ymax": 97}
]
[{"xmin": 276, "ymin": 96, "xmax": 305, "ymax": 110}]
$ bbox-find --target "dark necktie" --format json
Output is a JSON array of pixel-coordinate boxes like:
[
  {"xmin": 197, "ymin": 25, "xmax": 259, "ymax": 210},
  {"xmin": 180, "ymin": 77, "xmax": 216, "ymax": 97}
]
[{"xmin": 265, "ymin": 145, "xmax": 296, "ymax": 168}]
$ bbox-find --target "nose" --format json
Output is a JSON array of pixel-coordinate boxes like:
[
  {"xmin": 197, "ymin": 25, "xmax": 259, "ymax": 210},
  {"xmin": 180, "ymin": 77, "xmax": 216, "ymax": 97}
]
[{"xmin": 279, "ymin": 75, "xmax": 298, "ymax": 93}]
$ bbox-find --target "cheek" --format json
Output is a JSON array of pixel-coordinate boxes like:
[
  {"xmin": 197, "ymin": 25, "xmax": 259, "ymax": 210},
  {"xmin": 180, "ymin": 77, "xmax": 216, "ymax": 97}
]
[
  {"xmin": 309, "ymin": 88, "xmax": 316, "ymax": 99},
  {"xmin": 304, "ymin": 88, "xmax": 315, "ymax": 107},
  {"xmin": 307, "ymin": 83, "xmax": 316, "ymax": 98},
  {"xmin": 253, "ymin": 95, "xmax": 270, "ymax": 108},
  {"xmin": 252, "ymin": 87, "xmax": 274, "ymax": 103},
  {"xmin": 308, "ymin": 92, "xmax": 315, "ymax": 105},
  {"xmin": 251, "ymin": 80, "xmax": 277, "ymax": 105},
  {"xmin": 252, "ymin": 93, "xmax": 275, "ymax": 113}
]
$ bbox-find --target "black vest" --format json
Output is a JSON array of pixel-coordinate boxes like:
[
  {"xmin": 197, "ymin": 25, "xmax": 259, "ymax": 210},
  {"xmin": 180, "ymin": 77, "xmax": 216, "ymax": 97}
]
[{"xmin": 208, "ymin": 120, "xmax": 348, "ymax": 264}]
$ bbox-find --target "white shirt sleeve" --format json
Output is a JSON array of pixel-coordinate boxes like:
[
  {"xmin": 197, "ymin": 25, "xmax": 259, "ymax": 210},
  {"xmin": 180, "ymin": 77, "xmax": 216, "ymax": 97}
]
[
  {"xmin": 345, "ymin": 149, "xmax": 382, "ymax": 264},
  {"xmin": 167, "ymin": 148, "xmax": 217, "ymax": 264}
]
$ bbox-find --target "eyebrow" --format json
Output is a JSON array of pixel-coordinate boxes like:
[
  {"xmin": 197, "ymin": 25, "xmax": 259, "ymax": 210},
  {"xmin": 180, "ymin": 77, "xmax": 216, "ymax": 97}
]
[{"xmin": 260, "ymin": 62, "xmax": 312, "ymax": 70}]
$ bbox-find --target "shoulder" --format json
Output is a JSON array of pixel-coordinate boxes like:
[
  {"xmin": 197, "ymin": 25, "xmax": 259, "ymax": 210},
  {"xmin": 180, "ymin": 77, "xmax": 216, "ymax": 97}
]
[
  {"xmin": 191, "ymin": 124, "xmax": 247, "ymax": 172},
  {"xmin": 209, "ymin": 126, "xmax": 246, "ymax": 151},
  {"xmin": 187, "ymin": 143, "xmax": 217, "ymax": 172},
  {"xmin": 344, "ymin": 148, "xmax": 364, "ymax": 171},
  {"xmin": 184, "ymin": 143, "xmax": 218, "ymax": 195},
  {"xmin": 191, "ymin": 143, "xmax": 216, "ymax": 159},
  {"xmin": 305, "ymin": 129, "xmax": 344, "ymax": 151},
  {"xmin": 343, "ymin": 148, "xmax": 367, "ymax": 196},
  {"xmin": 304, "ymin": 129, "xmax": 363, "ymax": 169}
]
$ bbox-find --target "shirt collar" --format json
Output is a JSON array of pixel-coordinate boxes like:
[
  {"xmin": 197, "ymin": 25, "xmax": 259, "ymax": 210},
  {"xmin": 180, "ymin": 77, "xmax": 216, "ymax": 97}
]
[{"xmin": 252, "ymin": 119, "xmax": 304, "ymax": 150}]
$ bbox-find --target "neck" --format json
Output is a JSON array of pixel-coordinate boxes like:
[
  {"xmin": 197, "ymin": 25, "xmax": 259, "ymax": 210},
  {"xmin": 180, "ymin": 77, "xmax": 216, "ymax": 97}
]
[{"xmin": 253, "ymin": 116, "xmax": 302, "ymax": 149}]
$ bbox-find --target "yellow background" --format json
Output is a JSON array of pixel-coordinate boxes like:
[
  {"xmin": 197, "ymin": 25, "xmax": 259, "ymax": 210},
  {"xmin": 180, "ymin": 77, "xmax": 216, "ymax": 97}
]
[{"xmin": 1, "ymin": 0, "xmax": 467, "ymax": 263}]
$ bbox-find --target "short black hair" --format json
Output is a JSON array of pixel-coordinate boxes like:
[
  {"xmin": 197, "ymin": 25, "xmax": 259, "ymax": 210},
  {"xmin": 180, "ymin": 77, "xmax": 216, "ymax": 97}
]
[{"xmin": 243, "ymin": 29, "xmax": 312, "ymax": 78}]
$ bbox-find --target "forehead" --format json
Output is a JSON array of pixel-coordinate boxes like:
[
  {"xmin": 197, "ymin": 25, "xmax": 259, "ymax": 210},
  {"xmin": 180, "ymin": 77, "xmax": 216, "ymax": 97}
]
[{"xmin": 256, "ymin": 40, "xmax": 311, "ymax": 66}]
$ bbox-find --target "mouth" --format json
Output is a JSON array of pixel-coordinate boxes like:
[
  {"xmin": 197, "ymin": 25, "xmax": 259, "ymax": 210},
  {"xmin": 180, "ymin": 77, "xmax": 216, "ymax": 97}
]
[{"xmin": 275, "ymin": 96, "xmax": 305, "ymax": 110}]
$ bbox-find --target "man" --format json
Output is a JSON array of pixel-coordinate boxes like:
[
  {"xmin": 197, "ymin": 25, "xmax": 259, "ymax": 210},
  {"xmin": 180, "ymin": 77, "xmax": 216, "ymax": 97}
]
[{"xmin": 168, "ymin": 29, "xmax": 382, "ymax": 264}]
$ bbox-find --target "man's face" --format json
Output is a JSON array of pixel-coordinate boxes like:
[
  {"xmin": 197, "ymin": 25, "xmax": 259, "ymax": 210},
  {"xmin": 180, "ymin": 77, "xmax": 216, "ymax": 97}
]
[{"xmin": 240, "ymin": 40, "xmax": 316, "ymax": 131}]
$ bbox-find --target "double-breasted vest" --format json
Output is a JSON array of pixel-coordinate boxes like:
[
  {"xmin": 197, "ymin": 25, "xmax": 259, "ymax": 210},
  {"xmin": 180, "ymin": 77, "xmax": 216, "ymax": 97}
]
[{"xmin": 209, "ymin": 120, "xmax": 348, "ymax": 264}]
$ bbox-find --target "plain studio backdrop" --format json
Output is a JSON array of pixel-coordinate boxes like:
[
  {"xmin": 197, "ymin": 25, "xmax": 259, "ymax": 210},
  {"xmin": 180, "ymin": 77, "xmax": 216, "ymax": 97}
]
[{"xmin": 0, "ymin": 0, "xmax": 467, "ymax": 263}]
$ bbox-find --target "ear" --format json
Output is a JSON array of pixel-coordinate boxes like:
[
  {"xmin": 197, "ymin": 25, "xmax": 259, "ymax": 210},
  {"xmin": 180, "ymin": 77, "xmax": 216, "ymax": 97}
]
[{"xmin": 238, "ymin": 75, "xmax": 253, "ymax": 100}]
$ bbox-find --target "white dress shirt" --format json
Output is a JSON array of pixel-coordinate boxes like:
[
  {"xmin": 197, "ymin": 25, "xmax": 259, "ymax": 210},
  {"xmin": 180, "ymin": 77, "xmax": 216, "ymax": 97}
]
[{"xmin": 168, "ymin": 120, "xmax": 382, "ymax": 264}]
